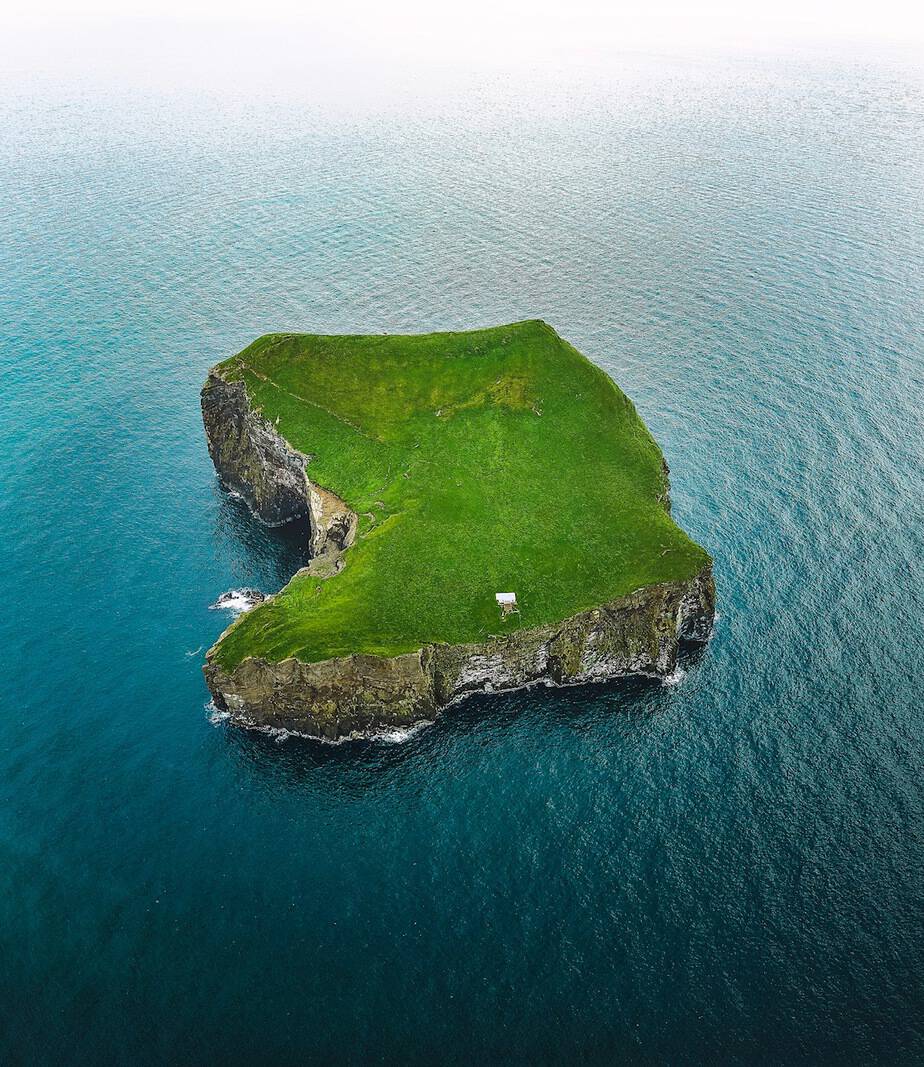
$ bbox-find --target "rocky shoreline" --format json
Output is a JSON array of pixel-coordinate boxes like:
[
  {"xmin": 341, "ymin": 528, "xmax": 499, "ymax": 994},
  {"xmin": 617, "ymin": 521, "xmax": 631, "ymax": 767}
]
[{"xmin": 201, "ymin": 364, "xmax": 715, "ymax": 741}]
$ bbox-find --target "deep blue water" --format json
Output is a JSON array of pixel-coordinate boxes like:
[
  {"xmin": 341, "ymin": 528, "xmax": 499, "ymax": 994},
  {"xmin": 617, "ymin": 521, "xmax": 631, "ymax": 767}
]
[{"xmin": 2, "ymin": 48, "xmax": 924, "ymax": 1064}]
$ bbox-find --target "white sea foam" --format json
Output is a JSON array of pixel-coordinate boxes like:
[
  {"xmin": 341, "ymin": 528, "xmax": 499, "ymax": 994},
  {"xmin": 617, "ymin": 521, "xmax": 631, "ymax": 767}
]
[
  {"xmin": 205, "ymin": 700, "xmax": 230, "ymax": 725},
  {"xmin": 256, "ymin": 719, "xmax": 434, "ymax": 744},
  {"xmin": 367, "ymin": 721, "xmax": 432, "ymax": 743},
  {"xmin": 209, "ymin": 588, "xmax": 264, "ymax": 613},
  {"xmin": 204, "ymin": 699, "xmax": 432, "ymax": 745},
  {"xmin": 662, "ymin": 667, "xmax": 686, "ymax": 687}
]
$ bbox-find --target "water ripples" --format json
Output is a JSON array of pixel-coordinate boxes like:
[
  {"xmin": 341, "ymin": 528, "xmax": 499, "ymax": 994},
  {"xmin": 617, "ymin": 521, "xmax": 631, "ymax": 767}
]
[{"xmin": 1, "ymin": 49, "xmax": 924, "ymax": 1064}]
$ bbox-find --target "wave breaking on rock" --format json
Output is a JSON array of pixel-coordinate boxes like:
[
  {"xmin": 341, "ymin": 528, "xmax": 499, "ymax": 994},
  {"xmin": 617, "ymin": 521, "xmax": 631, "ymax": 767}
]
[{"xmin": 210, "ymin": 588, "xmax": 266, "ymax": 613}]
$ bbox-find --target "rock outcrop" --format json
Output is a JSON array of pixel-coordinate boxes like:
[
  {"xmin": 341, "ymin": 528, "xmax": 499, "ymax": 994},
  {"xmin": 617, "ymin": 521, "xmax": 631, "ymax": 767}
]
[{"xmin": 201, "ymin": 362, "xmax": 715, "ymax": 740}]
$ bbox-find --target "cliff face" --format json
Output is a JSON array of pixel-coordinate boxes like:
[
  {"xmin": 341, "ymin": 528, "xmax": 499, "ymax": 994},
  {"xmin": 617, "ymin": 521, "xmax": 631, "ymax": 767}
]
[
  {"xmin": 201, "ymin": 362, "xmax": 715, "ymax": 740},
  {"xmin": 201, "ymin": 370, "xmax": 357, "ymax": 553},
  {"xmin": 204, "ymin": 569, "xmax": 714, "ymax": 740}
]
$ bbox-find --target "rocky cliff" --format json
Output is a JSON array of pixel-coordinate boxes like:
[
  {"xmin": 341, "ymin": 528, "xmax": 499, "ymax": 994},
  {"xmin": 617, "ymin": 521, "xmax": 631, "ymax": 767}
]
[
  {"xmin": 205, "ymin": 570, "xmax": 714, "ymax": 740},
  {"xmin": 202, "ymin": 370, "xmax": 357, "ymax": 554},
  {"xmin": 202, "ymin": 362, "xmax": 715, "ymax": 740}
]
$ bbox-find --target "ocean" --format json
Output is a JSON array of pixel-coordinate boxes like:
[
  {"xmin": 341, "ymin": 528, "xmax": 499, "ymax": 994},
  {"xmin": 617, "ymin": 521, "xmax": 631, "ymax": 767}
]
[{"xmin": 2, "ymin": 39, "xmax": 924, "ymax": 1064}]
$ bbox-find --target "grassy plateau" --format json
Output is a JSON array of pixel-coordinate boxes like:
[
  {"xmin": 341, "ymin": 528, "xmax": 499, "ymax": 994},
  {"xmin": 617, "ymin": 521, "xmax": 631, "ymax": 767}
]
[{"xmin": 211, "ymin": 320, "xmax": 710, "ymax": 669}]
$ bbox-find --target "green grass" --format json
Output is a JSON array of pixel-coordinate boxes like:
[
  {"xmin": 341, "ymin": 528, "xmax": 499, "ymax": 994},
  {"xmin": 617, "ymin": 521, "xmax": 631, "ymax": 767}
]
[{"xmin": 211, "ymin": 320, "xmax": 710, "ymax": 669}]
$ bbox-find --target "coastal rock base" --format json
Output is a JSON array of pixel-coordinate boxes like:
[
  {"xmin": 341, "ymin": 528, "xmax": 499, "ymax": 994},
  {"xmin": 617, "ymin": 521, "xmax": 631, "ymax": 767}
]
[{"xmin": 205, "ymin": 567, "xmax": 715, "ymax": 740}]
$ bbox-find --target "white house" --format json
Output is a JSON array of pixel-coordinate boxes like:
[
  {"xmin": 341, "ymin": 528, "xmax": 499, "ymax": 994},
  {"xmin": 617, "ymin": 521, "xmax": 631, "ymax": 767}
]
[{"xmin": 495, "ymin": 592, "xmax": 518, "ymax": 616}]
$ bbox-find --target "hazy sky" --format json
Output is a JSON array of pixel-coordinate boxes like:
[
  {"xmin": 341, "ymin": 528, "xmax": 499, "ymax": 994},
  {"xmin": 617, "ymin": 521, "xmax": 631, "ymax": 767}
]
[
  {"xmin": 1, "ymin": 0, "xmax": 921, "ymax": 101},
  {"xmin": 5, "ymin": 0, "xmax": 924, "ymax": 51}
]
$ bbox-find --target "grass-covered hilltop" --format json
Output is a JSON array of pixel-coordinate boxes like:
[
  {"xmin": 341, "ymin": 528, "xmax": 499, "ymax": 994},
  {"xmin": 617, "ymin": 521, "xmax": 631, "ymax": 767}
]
[{"xmin": 202, "ymin": 320, "xmax": 715, "ymax": 738}]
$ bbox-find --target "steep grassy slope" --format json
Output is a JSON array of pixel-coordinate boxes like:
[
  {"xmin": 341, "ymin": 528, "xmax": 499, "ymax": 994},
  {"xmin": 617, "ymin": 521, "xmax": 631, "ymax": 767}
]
[{"xmin": 210, "ymin": 320, "xmax": 710, "ymax": 668}]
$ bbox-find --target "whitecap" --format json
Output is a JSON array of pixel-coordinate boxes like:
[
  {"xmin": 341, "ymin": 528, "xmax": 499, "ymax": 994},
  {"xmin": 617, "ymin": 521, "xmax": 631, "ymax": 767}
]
[
  {"xmin": 206, "ymin": 700, "xmax": 230, "ymax": 725},
  {"xmin": 209, "ymin": 588, "xmax": 265, "ymax": 613},
  {"xmin": 367, "ymin": 721, "xmax": 432, "ymax": 743}
]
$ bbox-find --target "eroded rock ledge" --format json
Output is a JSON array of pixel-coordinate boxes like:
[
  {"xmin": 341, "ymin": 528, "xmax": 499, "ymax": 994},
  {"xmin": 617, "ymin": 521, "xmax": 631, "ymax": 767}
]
[{"xmin": 201, "ymin": 363, "xmax": 715, "ymax": 740}]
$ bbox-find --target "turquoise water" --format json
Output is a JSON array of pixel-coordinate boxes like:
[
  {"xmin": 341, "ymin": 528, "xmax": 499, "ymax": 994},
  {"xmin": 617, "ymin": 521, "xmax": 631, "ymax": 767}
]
[{"xmin": 2, "ymin": 49, "xmax": 924, "ymax": 1064}]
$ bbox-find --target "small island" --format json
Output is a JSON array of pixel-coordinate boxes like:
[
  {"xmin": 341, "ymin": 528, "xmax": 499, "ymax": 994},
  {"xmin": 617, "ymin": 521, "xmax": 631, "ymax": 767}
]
[{"xmin": 202, "ymin": 321, "xmax": 715, "ymax": 739}]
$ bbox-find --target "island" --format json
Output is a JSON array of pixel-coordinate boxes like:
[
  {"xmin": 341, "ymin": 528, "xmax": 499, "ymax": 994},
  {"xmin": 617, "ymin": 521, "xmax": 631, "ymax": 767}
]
[{"xmin": 202, "ymin": 320, "xmax": 715, "ymax": 739}]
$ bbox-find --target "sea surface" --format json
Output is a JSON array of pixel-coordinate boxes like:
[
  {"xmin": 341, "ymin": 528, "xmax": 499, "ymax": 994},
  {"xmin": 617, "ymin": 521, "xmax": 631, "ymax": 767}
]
[{"xmin": 2, "ymin": 42, "xmax": 924, "ymax": 1064}]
